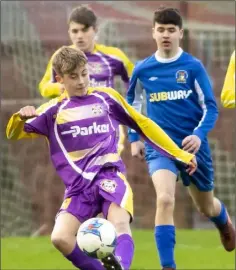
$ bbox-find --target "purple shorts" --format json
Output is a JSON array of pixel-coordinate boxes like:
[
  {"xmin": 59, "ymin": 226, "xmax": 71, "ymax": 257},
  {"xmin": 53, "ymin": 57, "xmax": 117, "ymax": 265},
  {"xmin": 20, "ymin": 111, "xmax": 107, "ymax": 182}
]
[{"xmin": 56, "ymin": 168, "xmax": 133, "ymax": 223}]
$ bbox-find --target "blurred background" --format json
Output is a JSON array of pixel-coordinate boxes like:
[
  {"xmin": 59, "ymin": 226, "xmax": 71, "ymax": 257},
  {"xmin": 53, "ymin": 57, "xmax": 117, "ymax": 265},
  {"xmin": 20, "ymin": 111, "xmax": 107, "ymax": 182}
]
[{"xmin": 1, "ymin": 1, "xmax": 235, "ymax": 238}]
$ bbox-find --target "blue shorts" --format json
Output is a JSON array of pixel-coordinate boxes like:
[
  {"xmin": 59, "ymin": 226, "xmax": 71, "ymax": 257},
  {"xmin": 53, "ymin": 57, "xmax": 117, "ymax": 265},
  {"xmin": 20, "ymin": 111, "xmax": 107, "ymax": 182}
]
[{"xmin": 146, "ymin": 144, "xmax": 214, "ymax": 192}]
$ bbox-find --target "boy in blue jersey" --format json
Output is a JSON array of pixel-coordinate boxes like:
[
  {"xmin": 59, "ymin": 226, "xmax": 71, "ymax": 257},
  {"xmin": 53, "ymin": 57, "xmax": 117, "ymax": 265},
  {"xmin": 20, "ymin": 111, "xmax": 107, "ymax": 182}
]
[{"xmin": 127, "ymin": 7, "xmax": 235, "ymax": 270}]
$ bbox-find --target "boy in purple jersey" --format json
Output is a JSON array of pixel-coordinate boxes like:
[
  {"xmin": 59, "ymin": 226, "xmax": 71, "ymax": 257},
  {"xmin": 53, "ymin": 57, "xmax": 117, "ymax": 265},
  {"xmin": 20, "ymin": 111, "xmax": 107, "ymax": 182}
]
[
  {"xmin": 7, "ymin": 47, "xmax": 197, "ymax": 270},
  {"xmin": 39, "ymin": 4, "xmax": 134, "ymax": 155},
  {"xmin": 39, "ymin": 4, "xmax": 134, "ymax": 98}
]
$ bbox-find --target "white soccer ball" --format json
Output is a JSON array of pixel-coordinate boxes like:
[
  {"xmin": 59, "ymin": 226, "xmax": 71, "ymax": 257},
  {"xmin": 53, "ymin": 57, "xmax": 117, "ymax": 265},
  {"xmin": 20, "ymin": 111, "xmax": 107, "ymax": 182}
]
[{"xmin": 77, "ymin": 218, "xmax": 117, "ymax": 259}]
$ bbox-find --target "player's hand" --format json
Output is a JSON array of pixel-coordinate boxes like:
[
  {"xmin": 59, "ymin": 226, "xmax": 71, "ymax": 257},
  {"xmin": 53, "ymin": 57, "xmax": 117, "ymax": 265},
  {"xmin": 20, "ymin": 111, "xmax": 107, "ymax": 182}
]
[
  {"xmin": 182, "ymin": 135, "xmax": 201, "ymax": 154},
  {"xmin": 186, "ymin": 156, "xmax": 197, "ymax": 175},
  {"xmin": 19, "ymin": 106, "xmax": 38, "ymax": 120},
  {"xmin": 131, "ymin": 141, "xmax": 145, "ymax": 160}
]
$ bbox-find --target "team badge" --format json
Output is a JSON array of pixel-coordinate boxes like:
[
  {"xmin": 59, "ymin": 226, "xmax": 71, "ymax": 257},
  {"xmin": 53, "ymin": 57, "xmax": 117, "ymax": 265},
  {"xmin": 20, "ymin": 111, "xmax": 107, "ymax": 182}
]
[
  {"xmin": 88, "ymin": 62, "xmax": 103, "ymax": 74},
  {"xmin": 176, "ymin": 70, "xmax": 188, "ymax": 83},
  {"xmin": 92, "ymin": 104, "xmax": 103, "ymax": 115},
  {"xmin": 100, "ymin": 180, "xmax": 117, "ymax": 193}
]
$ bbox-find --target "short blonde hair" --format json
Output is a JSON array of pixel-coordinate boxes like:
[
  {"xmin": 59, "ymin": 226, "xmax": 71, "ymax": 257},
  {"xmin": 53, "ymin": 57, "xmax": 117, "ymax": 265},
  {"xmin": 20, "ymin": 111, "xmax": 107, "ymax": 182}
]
[{"xmin": 52, "ymin": 46, "xmax": 88, "ymax": 76}]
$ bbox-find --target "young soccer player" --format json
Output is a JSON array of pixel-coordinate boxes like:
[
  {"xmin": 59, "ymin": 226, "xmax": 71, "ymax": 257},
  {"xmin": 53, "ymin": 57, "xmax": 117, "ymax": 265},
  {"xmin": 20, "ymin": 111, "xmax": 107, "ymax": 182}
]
[
  {"xmin": 221, "ymin": 51, "xmax": 235, "ymax": 108},
  {"xmin": 39, "ymin": 4, "xmax": 133, "ymax": 97},
  {"xmin": 7, "ymin": 46, "xmax": 197, "ymax": 270},
  {"xmin": 127, "ymin": 7, "xmax": 235, "ymax": 270},
  {"xmin": 39, "ymin": 4, "xmax": 134, "ymax": 154}
]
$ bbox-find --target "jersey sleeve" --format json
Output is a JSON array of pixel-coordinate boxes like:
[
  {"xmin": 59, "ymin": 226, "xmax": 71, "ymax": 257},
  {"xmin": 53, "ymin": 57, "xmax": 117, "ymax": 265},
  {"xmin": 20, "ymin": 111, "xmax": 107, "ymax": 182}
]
[
  {"xmin": 6, "ymin": 99, "xmax": 58, "ymax": 140},
  {"xmin": 116, "ymin": 49, "xmax": 134, "ymax": 85},
  {"xmin": 38, "ymin": 50, "xmax": 61, "ymax": 98},
  {"xmin": 192, "ymin": 61, "xmax": 219, "ymax": 141},
  {"xmin": 104, "ymin": 46, "xmax": 134, "ymax": 88},
  {"xmin": 103, "ymin": 88, "xmax": 194, "ymax": 165},
  {"xmin": 126, "ymin": 63, "xmax": 144, "ymax": 142},
  {"xmin": 221, "ymin": 51, "xmax": 235, "ymax": 108},
  {"xmin": 6, "ymin": 113, "xmax": 40, "ymax": 140}
]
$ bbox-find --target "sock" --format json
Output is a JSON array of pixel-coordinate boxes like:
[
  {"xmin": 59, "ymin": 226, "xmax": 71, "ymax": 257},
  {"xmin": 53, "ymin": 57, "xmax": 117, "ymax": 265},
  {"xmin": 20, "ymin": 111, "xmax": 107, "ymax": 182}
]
[
  {"xmin": 66, "ymin": 243, "xmax": 104, "ymax": 270},
  {"xmin": 210, "ymin": 201, "xmax": 228, "ymax": 226},
  {"xmin": 155, "ymin": 225, "xmax": 176, "ymax": 268},
  {"xmin": 115, "ymin": 234, "xmax": 134, "ymax": 270}
]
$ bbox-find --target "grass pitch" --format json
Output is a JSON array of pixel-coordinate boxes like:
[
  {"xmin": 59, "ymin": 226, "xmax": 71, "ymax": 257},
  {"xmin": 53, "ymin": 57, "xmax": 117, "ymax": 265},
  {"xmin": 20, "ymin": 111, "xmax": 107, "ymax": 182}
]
[{"xmin": 2, "ymin": 229, "xmax": 234, "ymax": 269}]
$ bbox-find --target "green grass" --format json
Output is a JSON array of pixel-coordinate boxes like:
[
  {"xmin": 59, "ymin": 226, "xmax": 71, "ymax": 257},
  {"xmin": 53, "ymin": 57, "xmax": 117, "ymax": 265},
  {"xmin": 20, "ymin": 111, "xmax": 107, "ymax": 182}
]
[{"xmin": 2, "ymin": 229, "xmax": 235, "ymax": 269}]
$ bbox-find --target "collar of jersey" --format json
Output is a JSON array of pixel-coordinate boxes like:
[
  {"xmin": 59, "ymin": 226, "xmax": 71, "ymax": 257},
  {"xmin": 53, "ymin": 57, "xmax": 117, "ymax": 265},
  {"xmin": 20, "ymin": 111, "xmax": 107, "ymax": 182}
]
[
  {"xmin": 63, "ymin": 87, "xmax": 94, "ymax": 99},
  {"xmin": 70, "ymin": 44, "xmax": 99, "ymax": 54},
  {"xmin": 155, "ymin": 47, "xmax": 183, "ymax": 63}
]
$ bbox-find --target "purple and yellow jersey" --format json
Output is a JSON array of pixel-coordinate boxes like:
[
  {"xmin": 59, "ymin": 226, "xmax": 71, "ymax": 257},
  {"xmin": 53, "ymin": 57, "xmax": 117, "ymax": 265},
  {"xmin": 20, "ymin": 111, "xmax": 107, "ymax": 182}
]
[
  {"xmin": 7, "ymin": 87, "xmax": 194, "ymax": 198},
  {"xmin": 39, "ymin": 44, "xmax": 134, "ymax": 98},
  {"xmin": 221, "ymin": 51, "xmax": 235, "ymax": 108},
  {"xmin": 39, "ymin": 43, "xmax": 134, "ymax": 154}
]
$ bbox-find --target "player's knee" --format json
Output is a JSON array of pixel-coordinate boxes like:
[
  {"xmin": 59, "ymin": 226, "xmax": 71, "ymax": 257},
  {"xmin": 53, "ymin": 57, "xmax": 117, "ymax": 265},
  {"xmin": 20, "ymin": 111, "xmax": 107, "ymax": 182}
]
[
  {"xmin": 113, "ymin": 219, "xmax": 131, "ymax": 235},
  {"xmin": 51, "ymin": 232, "xmax": 71, "ymax": 252},
  {"xmin": 197, "ymin": 205, "xmax": 214, "ymax": 217},
  {"xmin": 156, "ymin": 193, "xmax": 175, "ymax": 211},
  {"xmin": 108, "ymin": 203, "xmax": 131, "ymax": 235}
]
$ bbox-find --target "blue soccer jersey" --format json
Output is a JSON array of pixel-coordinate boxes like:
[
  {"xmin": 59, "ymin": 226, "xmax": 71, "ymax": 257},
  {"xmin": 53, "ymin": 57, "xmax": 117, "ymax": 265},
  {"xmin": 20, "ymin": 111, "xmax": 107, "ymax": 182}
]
[
  {"xmin": 127, "ymin": 48, "xmax": 219, "ymax": 147},
  {"xmin": 127, "ymin": 48, "xmax": 219, "ymax": 191}
]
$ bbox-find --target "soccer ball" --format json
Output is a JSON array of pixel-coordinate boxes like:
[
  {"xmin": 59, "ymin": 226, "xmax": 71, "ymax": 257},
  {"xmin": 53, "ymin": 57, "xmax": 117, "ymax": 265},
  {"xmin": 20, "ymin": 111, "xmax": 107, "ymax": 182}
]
[{"xmin": 77, "ymin": 218, "xmax": 117, "ymax": 259}]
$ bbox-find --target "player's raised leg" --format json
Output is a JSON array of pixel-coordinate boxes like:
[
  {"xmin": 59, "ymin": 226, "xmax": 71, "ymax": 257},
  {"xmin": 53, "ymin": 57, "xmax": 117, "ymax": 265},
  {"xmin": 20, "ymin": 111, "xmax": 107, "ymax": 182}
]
[
  {"xmin": 188, "ymin": 184, "xmax": 235, "ymax": 251},
  {"xmin": 51, "ymin": 211, "xmax": 104, "ymax": 270},
  {"xmin": 98, "ymin": 170, "xmax": 134, "ymax": 270},
  {"xmin": 152, "ymin": 168, "xmax": 177, "ymax": 270},
  {"xmin": 105, "ymin": 202, "xmax": 134, "ymax": 270}
]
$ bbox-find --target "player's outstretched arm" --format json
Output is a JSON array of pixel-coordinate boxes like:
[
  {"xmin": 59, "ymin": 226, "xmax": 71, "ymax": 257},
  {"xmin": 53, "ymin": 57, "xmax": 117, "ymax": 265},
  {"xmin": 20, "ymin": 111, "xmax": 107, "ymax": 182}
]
[
  {"xmin": 99, "ymin": 87, "xmax": 196, "ymax": 170},
  {"xmin": 6, "ymin": 98, "xmax": 58, "ymax": 140},
  {"xmin": 6, "ymin": 106, "xmax": 40, "ymax": 140},
  {"xmin": 39, "ymin": 51, "xmax": 64, "ymax": 98},
  {"xmin": 221, "ymin": 51, "xmax": 235, "ymax": 108}
]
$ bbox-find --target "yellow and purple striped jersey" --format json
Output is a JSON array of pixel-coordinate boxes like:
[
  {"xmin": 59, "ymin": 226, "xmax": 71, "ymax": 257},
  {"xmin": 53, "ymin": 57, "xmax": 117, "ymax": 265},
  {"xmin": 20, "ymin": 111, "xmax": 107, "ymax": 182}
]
[
  {"xmin": 7, "ymin": 87, "xmax": 194, "ymax": 197},
  {"xmin": 39, "ymin": 44, "xmax": 134, "ymax": 154},
  {"xmin": 39, "ymin": 44, "xmax": 134, "ymax": 98},
  {"xmin": 221, "ymin": 51, "xmax": 235, "ymax": 108}
]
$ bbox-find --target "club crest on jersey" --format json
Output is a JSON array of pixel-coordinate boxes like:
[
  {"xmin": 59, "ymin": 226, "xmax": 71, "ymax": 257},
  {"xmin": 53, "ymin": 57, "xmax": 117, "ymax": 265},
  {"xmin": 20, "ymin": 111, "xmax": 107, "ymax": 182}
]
[
  {"xmin": 92, "ymin": 104, "xmax": 103, "ymax": 115},
  {"xmin": 88, "ymin": 62, "xmax": 103, "ymax": 74},
  {"xmin": 100, "ymin": 180, "xmax": 117, "ymax": 193},
  {"xmin": 176, "ymin": 70, "xmax": 188, "ymax": 83}
]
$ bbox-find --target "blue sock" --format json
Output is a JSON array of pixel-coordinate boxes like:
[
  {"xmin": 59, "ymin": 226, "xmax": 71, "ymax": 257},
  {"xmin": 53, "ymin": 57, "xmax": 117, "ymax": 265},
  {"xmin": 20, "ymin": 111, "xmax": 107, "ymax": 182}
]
[
  {"xmin": 210, "ymin": 201, "xmax": 228, "ymax": 226},
  {"xmin": 155, "ymin": 225, "xmax": 176, "ymax": 268}
]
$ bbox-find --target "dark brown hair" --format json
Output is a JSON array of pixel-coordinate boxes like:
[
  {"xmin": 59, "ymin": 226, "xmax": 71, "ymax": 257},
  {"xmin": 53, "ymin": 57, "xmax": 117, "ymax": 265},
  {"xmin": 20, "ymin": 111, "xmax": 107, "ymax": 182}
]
[
  {"xmin": 68, "ymin": 5, "xmax": 97, "ymax": 29},
  {"xmin": 153, "ymin": 7, "xmax": 183, "ymax": 29}
]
